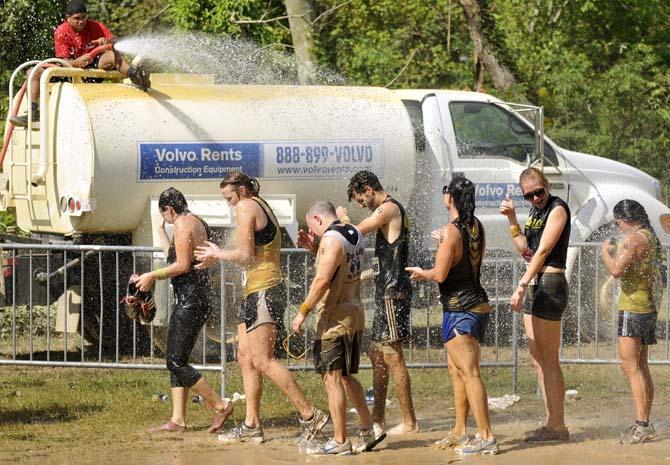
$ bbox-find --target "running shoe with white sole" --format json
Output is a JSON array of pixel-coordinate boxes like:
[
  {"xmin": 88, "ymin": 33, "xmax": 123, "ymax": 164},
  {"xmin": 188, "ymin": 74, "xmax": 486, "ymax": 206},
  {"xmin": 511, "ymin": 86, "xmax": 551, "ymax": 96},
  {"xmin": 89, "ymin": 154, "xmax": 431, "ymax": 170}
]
[
  {"xmin": 298, "ymin": 408, "xmax": 330, "ymax": 443},
  {"xmin": 454, "ymin": 434, "xmax": 499, "ymax": 455},
  {"xmin": 352, "ymin": 422, "xmax": 386, "ymax": 453},
  {"xmin": 305, "ymin": 438, "xmax": 352, "ymax": 456},
  {"xmin": 217, "ymin": 424, "xmax": 264, "ymax": 444},
  {"xmin": 620, "ymin": 423, "xmax": 656, "ymax": 444}
]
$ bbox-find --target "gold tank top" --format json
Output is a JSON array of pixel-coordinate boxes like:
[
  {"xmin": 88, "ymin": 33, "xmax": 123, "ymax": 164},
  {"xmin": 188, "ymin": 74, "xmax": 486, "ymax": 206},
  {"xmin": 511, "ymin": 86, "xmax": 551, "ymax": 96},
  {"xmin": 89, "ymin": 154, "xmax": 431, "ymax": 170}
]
[
  {"xmin": 617, "ymin": 228, "xmax": 660, "ymax": 314},
  {"xmin": 243, "ymin": 197, "xmax": 282, "ymax": 298}
]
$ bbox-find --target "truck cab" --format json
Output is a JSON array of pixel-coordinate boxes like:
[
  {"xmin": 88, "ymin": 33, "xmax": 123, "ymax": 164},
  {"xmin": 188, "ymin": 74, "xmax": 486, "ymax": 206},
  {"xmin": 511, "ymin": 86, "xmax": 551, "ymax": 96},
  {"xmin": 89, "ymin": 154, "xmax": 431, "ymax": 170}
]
[{"xmin": 395, "ymin": 89, "xmax": 670, "ymax": 252}]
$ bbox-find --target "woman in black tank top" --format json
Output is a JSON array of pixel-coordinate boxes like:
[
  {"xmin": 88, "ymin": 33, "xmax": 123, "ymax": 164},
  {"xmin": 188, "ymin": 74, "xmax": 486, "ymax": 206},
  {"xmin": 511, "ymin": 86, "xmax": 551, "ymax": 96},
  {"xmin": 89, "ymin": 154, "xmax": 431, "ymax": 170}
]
[
  {"xmin": 137, "ymin": 188, "xmax": 232, "ymax": 434},
  {"xmin": 407, "ymin": 177, "xmax": 498, "ymax": 454},
  {"xmin": 499, "ymin": 167, "xmax": 570, "ymax": 442}
]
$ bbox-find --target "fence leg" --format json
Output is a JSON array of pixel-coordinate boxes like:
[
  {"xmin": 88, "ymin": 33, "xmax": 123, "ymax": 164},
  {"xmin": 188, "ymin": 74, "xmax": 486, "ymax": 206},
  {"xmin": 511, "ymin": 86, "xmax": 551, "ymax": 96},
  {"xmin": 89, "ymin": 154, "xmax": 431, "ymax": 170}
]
[{"xmin": 220, "ymin": 262, "xmax": 227, "ymax": 399}]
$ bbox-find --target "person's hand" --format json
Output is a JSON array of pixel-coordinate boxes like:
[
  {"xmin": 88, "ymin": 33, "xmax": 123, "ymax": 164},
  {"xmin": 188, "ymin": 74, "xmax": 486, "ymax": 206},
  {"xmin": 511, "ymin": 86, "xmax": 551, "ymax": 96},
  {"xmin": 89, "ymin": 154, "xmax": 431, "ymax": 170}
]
[
  {"xmin": 430, "ymin": 229, "xmax": 441, "ymax": 241},
  {"xmin": 297, "ymin": 228, "xmax": 317, "ymax": 254},
  {"xmin": 136, "ymin": 271, "xmax": 156, "ymax": 292},
  {"xmin": 292, "ymin": 312, "xmax": 307, "ymax": 335},
  {"xmin": 91, "ymin": 37, "xmax": 109, "ymax": 46},
  {"xmin": 336, "ymin": 206, "xmax": 349, "ymax": 220},
  {"xmin": 499, "ymin": 194, "xmax": 516, "ymax": 219},
  {"xmin": 602, "ymin": 239, "xmax": 616, "ymax": 258},
  {"xmin": 522, "ymin": 248, "xmax": 534, "ymax": 263},
  {"xmin": 194, "ymin": 241, "xmax": 221, "ymax": 270},
  {"xmin": 73, "ymin": 54, "xmax": 92, "ymax": 68},
  {"xmin": 405, "ymin": 266, "xmax": 425, "ymax": 281},
  {"xmin": 510, "ymin": 286, "xmax": 526, "ymax": 312}
]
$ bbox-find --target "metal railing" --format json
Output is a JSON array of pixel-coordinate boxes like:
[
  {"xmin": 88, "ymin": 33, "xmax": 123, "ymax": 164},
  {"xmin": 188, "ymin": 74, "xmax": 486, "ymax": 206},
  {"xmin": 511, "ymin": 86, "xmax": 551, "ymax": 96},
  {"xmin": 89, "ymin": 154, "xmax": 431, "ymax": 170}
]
[{"xmin": 1, "ymin": 242, "xmax": 668, "ymax": 396}]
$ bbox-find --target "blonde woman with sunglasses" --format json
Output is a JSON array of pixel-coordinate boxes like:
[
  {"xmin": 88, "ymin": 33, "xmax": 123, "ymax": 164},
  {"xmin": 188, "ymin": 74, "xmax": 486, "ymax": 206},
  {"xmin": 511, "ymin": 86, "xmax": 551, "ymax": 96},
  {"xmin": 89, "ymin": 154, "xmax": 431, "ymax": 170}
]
[{"xmin": 499, "ymin": 167, "xmax": 570, "ymax": 442}]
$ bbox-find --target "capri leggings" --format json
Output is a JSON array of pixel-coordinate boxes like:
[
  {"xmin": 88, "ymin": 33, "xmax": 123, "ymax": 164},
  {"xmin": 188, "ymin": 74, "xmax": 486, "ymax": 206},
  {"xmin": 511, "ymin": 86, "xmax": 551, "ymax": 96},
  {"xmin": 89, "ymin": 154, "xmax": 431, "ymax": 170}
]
[{"xmin": 166, "ymin": 286, "xmax": 211, "ymax": 388}]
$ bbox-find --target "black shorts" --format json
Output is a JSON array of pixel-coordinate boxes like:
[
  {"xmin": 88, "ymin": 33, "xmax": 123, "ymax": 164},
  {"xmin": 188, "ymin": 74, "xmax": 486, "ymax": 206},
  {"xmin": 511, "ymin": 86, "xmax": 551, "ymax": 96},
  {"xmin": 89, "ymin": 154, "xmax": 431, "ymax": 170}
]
[
  {"xmin": 618, "ymin": 311, "xmax": 657, "ymax": 345},
  {"xmin": 372, "ymin": 293, "xmax": 411, "ymax": 344},
  {"xmin": 239, "ymin": 282, "xmax": 286, "ymax": 333},
  {"xmin": 313, "ymin": 332, "xmax": 362, "ymax": 376},
  {"xmin": 525, "ymin": 273, "xmax": 568, "ymax": 321}
]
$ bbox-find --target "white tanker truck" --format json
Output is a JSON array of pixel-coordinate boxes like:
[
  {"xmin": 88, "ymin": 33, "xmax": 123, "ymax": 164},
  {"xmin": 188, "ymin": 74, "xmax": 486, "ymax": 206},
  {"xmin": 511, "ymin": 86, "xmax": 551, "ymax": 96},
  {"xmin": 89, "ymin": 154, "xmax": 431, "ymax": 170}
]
[{"xmin": 3, "ymin": 63, "xmax": 670, "ymax": 352}]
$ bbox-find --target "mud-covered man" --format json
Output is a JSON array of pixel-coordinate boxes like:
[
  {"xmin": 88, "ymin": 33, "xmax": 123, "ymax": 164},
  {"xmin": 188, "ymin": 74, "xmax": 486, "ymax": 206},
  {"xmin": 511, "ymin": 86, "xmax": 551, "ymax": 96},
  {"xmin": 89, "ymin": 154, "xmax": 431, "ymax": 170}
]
[{"xmin": 337, "ymin": 170, "xmax": 418, "ymax": 434}]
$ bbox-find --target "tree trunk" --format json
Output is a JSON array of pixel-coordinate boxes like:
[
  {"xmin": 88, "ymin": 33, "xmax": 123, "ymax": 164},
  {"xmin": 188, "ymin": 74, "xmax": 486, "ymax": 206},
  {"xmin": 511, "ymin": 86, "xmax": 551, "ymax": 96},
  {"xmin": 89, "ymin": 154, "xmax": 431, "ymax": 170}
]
[
  {"xmin": 459, "ymin": 0, "xmax": 516, "ymax": 91},
  {"xmin": 284, "ymin": 0, "xmax": 317, "ymax": 85}
]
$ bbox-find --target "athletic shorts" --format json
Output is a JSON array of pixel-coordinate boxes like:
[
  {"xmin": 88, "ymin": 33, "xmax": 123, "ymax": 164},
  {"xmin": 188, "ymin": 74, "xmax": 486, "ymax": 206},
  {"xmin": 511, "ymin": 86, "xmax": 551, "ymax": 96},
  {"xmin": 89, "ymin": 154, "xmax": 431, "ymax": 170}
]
[
  {"xmin": 371, "ymin": 294, "xmax": 411, "ymax": 344},
  {"xmin": 525, "ymin": 273, "xmax": 568, "ymax": 321},
  {"xmin": 239, "ymin": 282, "xmax": 286, "ymax": 333},
  {"xmin": 313, "ymin": 331, "xmax": 362, "ymax": 376},
  {"xmin": 442, "ymin": 310, "xmax": 489, "ymax": 343},
  {"xmin": 618, "ymin": 311, "xmax": 657, "ymax": 345}
]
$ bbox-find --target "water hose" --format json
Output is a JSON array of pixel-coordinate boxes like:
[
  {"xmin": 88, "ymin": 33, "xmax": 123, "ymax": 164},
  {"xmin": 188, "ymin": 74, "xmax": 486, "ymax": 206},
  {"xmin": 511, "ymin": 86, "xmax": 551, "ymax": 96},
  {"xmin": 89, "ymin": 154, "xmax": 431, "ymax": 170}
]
[{"xmin": 0, "ymin": 44, "xmax": 114, "ymax": 171}]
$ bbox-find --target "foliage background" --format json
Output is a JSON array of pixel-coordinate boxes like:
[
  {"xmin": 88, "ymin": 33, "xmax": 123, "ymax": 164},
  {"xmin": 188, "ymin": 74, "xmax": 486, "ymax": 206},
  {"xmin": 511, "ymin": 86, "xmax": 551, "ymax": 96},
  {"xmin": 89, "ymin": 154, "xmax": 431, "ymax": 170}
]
[{"xmin": 1, "ymin": 0, "xmax": 669, "ymax": 202}]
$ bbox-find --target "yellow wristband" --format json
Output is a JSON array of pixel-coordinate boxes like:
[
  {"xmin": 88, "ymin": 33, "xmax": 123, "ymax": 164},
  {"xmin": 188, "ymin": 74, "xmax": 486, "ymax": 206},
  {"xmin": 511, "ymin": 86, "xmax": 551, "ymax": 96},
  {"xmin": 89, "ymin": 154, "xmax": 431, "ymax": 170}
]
[
  {"xmin": 299, "ymin": 303, "xmax": 312, "ymax": 316},
  {"xmin": 340, "ymin": 215, "xmax": 351, "ymax": 223},
  {"xmin": 509, "ymin": 224, "xmax": 522, "ymax": 238},
  {"xmin": 154, "ymin": 268, "xmax": 168, "ymax": 280}
]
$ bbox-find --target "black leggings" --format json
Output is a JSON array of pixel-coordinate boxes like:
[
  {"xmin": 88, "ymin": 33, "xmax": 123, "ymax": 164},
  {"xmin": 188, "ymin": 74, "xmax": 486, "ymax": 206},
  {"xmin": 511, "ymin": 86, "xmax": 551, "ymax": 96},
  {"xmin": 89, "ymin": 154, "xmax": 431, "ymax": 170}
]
[{"xmin": 166, "ymin": 290, "xmax": 211, "ymax": 388}]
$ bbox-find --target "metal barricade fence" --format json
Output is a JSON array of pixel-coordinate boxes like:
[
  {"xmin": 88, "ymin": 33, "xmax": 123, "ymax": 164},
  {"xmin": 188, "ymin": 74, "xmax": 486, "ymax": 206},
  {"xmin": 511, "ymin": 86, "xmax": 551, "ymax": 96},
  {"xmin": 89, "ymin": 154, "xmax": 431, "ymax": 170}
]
[{"xmin": 1, "ymin": 242, "xmax": 667, "ymax": 396}]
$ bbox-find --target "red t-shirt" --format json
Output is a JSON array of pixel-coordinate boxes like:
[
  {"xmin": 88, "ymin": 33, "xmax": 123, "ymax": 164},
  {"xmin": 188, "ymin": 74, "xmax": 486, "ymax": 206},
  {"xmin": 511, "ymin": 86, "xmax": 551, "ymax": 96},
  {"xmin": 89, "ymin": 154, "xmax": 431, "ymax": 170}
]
[{"xmin": 54, "ymin": 20, "xmax": 114, "ymax": 59}]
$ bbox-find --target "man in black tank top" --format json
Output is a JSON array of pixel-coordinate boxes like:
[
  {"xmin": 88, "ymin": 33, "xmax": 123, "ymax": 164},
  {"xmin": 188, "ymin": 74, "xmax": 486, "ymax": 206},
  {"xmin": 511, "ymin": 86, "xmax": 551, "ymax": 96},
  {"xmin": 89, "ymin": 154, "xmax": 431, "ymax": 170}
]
[{"xmin": 338, "ymin": 171, "xmax": 418, "ymax": 434}]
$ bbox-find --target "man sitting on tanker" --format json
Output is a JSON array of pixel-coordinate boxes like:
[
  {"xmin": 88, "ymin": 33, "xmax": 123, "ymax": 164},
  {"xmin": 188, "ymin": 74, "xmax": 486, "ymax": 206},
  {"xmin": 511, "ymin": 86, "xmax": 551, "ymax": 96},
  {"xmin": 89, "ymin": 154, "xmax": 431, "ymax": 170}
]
[{"xmin": 11, "ymin": 0, "xmax": 150, "ymax": 127}]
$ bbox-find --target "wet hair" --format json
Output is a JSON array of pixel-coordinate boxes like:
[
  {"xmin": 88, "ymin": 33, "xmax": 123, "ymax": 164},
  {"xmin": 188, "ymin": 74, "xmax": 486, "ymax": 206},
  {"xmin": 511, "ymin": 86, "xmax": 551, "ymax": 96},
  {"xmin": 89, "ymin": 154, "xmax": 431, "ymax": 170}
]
[
  {"xmin": 158, "ymin": 187, "xmax": 188, "ymax": 214},
  {"xmin": 519, "ymin": 167, "xmax": 549, "ymax": 189},
  {"xmin": 614, "ymin": 199, "xmax": 664, "ymax": 279},
  {"xmin": 347, "ymin": 170, "xmax": 383, "ymax": 201},
  {"xmin": 220, "ymin": 171, "xmax": 260, "ymax": 196},
  {"xmin": 446, "ymin": 176, "xmax": 476, "ymax": 229},
  {"xmin": 66, "ymin": 1, "xmax": 87, "ymax": 16},
  {"xmin": 308, "ymin": 201, "xmax": 337, "ymax": 219}
]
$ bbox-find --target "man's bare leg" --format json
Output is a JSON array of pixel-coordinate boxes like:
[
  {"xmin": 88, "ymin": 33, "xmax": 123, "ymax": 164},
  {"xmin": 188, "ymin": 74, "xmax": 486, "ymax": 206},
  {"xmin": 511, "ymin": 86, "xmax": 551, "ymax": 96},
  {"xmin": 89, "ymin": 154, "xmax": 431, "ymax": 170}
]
[{"xmin": 384, "ymin": 342, "xmax": 418, "ymax": 434}]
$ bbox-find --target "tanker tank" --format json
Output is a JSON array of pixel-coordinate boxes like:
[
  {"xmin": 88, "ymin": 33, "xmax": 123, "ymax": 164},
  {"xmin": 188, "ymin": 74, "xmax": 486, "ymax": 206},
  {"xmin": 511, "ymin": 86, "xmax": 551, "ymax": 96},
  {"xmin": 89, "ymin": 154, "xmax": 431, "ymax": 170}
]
[{"xmin": 4, "ymin": 73, "xmax": 419, "ymax": 244}]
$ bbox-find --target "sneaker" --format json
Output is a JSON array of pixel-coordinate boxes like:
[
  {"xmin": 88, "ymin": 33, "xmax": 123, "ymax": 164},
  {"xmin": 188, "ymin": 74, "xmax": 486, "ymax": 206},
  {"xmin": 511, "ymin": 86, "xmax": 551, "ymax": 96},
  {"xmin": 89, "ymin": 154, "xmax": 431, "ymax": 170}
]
[
  {"xmin": 524, "ymin": 425, "xmax": 569, "ymax": 442},
  {"xmin": 298, "ymin": 408, "xmax": 330, "ymax": 443},
  {"xmin": 216, "ymin": 424, "xmax": 264, "ymax": 444},
  {"xmin": 132, "ymin": 64, "xmax": 151, "ymax": 91},
  {"xmin": 352, "ymin": 422, "xmax": 386, "ymax": 453},
  {"xmin": 305, "ymin": 438, "xmax": 352, "ymax": 456},
  {"xmin": 433, "ymin": 430, "xmax": 468, "ymax": 448},
  {"xmin": 454, "ymin": 434, "xmax": 499, "ymax": 455},
  {"xmin": 9, "ymin": 110, "xmax": 39, "ymax": 128},
  {"xmin": 620, "ymin": 423, "xmax": 656, "ymax": 444}
]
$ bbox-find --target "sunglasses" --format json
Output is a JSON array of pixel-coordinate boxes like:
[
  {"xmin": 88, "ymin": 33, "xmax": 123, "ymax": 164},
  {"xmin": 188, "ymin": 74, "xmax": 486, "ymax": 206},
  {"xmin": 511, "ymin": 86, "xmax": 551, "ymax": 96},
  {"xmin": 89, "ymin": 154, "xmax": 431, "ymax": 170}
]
[
  {"xmin": 442, "ymin": 185, "xmax": 450, "ymax": 195},
  {"xmin": 523, "ymin": 187, "xmax": 546, "ymax": 201}
]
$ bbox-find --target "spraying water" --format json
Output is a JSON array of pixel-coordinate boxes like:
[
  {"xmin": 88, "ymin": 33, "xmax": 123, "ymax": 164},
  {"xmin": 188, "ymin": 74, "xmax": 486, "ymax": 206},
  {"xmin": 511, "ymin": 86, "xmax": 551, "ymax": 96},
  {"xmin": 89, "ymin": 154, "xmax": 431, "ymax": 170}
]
[{"xmin": 114, "ymin": 32, "xmax": 346, "ymax": 86}]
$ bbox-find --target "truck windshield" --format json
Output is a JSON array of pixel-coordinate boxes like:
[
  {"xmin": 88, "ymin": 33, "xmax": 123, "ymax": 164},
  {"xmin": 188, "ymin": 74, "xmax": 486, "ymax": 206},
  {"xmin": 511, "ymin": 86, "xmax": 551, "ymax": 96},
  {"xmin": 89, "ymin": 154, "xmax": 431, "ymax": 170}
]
[{"xmin": 449, "ymin": 101, "xmax": 556, "ymax": 165}]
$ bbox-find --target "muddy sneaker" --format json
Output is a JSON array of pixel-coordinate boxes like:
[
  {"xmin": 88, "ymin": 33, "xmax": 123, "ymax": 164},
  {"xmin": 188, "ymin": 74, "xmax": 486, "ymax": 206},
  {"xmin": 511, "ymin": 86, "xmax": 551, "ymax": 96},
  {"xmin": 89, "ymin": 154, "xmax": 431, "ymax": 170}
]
[
  {"xmin": 298, "ymin": 408, "xmax": 329, "ymax": 443},
  {"xmin": 433, "ymin": 430, "xmax": 468, "ymax": 448},
  {"xmin": 129, "ymin": 64, "xmax": 151, "ymax": 91},
  {"xmin": 524, "ymin": 426, "xmax": 569, "ymax": 442},
  {"xmin": 9, "ymin": 105, "xmax": 39, "ymax": 128},
  {"xmin": 620, "ymin": 423, "xmax": 656, "ymax": 444},
  {"xmin": 454, "ymin": 435, "xmax": 499, "ymax": 455},
  {"xmin": 305, "ymin": 438, "xmax": 352, "ymax": 456},
  {"xmin": 352, "ymin": 422, "xmax": 386, "ymax": 453},
  {"xmin": 217, "ymin": 424, "xmax": 264, "ymax": 444}
]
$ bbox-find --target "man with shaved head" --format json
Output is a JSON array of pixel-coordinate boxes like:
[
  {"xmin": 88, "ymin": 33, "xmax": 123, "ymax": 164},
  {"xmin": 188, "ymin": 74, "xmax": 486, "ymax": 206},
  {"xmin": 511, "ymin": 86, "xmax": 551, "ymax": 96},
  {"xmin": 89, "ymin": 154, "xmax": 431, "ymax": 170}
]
[{"xmin": 293, "ymin": 201, "xmax": 385, "ymax": 455}]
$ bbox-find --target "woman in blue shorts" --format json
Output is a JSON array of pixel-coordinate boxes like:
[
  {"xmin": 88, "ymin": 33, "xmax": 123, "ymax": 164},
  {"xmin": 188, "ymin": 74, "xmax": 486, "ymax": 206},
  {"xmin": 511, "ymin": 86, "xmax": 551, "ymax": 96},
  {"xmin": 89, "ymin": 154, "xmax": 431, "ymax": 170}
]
[{"xmin": 407, "ymin": 176, "xmax": 497, "ymax": 455}]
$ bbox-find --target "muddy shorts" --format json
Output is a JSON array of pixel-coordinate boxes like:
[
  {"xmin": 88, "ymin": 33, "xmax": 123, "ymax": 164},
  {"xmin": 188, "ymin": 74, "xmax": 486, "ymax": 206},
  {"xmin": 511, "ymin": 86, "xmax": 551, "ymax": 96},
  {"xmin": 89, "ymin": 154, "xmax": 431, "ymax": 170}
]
[
  {"xmin": 239, "ymin": 282, "xmax": 286, "ymax": 333},
  {"xmin": 313, "ymin": 331, "xmax": 362, "ymax": 376},
  {"xmin": 442, "ymin": 310, "xmax": 489, "ymax": 343},
  {"xmin": 372, "ymin": 292, "xmax": 411, "ymax": 345},
  {"xmin": 525, "ymin": 272, "xmax": 568, "ymax": 321},
  {"xmin": 618, "ymin": 311, "xmax": 657, "ymax": 345}
]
